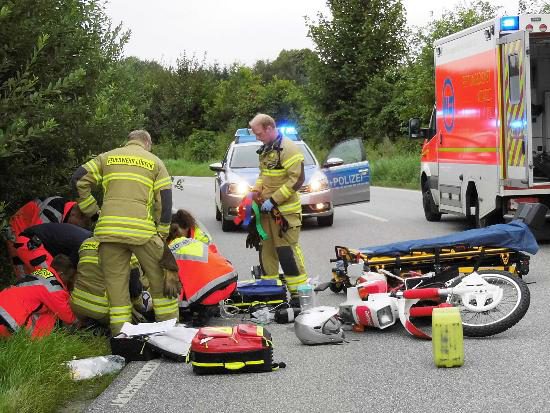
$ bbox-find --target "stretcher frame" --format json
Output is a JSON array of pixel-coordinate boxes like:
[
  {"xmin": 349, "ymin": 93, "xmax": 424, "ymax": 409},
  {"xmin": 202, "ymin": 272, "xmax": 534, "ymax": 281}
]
[{"xmin": 333, "ymin": 244, "xmax": 531, "ymax": 279}]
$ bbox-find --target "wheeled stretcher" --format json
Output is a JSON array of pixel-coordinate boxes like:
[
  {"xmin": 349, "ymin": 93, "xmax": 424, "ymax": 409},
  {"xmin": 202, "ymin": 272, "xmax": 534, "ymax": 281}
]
[{"xmin": 329, "ymin": 220, "xmax": 538, "ymax": 291}]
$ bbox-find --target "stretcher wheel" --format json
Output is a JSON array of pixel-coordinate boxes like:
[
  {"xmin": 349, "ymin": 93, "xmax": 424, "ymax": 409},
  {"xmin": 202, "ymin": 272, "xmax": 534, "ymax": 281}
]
[{"xmin": 329, "ymin": 281, "xmax": 344, "ymax": 293}]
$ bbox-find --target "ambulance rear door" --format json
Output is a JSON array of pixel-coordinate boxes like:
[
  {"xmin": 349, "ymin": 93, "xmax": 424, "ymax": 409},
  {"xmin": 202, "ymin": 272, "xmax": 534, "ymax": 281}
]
[{"xmin": 498, "ymin": 30, "xmax": 532, "ymax": 187}]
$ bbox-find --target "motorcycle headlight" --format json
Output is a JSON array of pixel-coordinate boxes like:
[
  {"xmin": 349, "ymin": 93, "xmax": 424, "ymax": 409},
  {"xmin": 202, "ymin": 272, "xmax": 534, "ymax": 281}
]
[
  {"xmin": 228, "ymin": 182, "xmax": 250, "ymax": 195},
  {"xmin": 308, "ymin": 176, "xmax": 329, "ymax": 192}
]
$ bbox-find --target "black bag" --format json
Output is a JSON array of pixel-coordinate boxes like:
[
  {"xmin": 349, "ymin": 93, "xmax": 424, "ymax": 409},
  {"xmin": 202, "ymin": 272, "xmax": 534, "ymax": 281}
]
[{"xmin": 110, "ymin": 335, "xmax": 159, "ymax": 361}]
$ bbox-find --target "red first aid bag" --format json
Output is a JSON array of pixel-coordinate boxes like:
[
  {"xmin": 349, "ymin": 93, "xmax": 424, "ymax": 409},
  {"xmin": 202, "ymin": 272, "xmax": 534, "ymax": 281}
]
[{"xmin": 188, "ymin": 324, "xmax": 284, "ymax": 374}]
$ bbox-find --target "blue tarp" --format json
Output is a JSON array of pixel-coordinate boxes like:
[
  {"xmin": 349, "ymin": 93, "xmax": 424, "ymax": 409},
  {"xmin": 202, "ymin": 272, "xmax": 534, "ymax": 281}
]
[{"xmin": 359, "ymin": 220, "xmax": 539, "ymax": 256}]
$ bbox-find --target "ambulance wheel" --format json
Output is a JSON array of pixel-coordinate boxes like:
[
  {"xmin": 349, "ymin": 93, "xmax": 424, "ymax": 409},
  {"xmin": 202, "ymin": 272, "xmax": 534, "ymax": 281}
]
[
  {"xmin": 215, "ymin": 205, "xmax": 221, "ymax": 221},
  {"xmin": 317, "ymin": 214, "xmax": 334, "ymax": 227},
  {"xmin": 447, "ymin": 270, "xmax": 530, "ymax": 337},
  {"xmin": 422, "ymin": 185, "xmax": 441, "ymax": 222}
]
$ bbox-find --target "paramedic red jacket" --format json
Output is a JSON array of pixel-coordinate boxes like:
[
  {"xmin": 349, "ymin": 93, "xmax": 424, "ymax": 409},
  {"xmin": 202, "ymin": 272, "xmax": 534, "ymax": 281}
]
[
  {"xmin": 0, "ymin": 268, "xmax": 76, "ymax": 338},
  {"xmin": 168, "ymin": 237, "xmax": 238, "ymax": 307},
  {"xmin": 6, "ymin": 197, "xmax": 77, "ymax": 276}
]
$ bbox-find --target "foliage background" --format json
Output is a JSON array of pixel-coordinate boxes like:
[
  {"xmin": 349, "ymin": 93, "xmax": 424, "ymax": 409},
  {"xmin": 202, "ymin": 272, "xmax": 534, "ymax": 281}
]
[{"xmin": 1, "ymin": 0, "xmax": 549, "ymax": 283}]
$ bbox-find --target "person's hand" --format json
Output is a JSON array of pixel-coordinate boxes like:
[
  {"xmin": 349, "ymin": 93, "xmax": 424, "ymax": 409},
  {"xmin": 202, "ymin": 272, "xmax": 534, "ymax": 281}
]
[
  {"xmin": 261, "ymin": 198, "xmax": 274, "ymax": 212},
  {"xmin": 163, "ymin": 269, "xmax": 182, "ymax": 299}
]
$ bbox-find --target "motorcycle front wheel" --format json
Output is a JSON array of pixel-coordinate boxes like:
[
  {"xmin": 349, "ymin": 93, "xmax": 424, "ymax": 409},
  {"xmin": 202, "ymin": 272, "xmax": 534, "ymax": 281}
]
[{"xmin": 447, "ymin": 270, "xmax": 530, "ymax": 337}]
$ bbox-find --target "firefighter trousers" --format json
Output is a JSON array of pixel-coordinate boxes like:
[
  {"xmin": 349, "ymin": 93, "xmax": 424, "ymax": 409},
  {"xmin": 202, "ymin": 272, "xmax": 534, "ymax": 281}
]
[
  {"xmin": 99, "ymin": 235, "xmax": 179, "ymax": 334},
  {"xmin": 259, "ymin": 212, "xmax": 307, "ymax": 296}
]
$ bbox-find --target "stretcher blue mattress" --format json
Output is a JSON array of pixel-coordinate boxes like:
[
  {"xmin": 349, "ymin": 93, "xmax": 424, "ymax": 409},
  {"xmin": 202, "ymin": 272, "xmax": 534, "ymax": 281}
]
[{"xmin": 359, "ymin": 221, "xmax": 538, "ymax": 256}]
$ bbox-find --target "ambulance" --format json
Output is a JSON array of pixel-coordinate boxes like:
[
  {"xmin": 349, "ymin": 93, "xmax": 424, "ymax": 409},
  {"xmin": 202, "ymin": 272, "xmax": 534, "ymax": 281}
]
[{"xmin": 409, "ymin": 14, "xmax": 550, "ymax": 232}]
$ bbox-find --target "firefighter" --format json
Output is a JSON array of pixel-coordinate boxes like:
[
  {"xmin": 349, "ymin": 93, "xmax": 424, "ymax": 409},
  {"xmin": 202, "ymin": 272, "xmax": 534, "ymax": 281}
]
[
  {"xmin": 6, "ymin": 197, "xmax": 90, "ymax": 278},
  {"xmin": 0, "ymin": 254, "xmax": 77, "ymax": 338},
  {"xmin": 249, "ymin": 114, "xmax": 308, "ymax": 300},
  {"xmin": 14, "ymin": 222, "xmax": 91, "ymax": 275},
  {"xmin": 71, "ymin": 129, "xmax": 179, "ymax": 334},
  {"xmin": 167, "ymin": 223, "xmax": 238, "ymax": 326},
  {"xmin": 70, "ymin": 237, "xmax": 146, "ymax": 329},
  {"xmin": 170, "ymin": 209, "xmax": 218, "ymax": 253}
]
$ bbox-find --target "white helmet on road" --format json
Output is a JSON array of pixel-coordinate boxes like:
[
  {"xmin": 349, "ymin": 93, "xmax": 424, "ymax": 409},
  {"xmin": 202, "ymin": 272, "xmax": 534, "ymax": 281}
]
[{"xmin": 294, "ymin": 306, "xmax": 345, "ymax": 345}]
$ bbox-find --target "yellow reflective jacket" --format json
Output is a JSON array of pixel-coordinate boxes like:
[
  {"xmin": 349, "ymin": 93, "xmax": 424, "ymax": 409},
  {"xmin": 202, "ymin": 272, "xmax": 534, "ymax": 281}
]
[
  {"xmin": 71, "ymin": 237, "xmax": 142, "ymax": 317},
  {"xmin": 72, "ymin": 140, "xmax": 172, "ymax": 244},
  {"xmin": 252, "ymin": 135, "xmax": 305, "ymax": 217}
]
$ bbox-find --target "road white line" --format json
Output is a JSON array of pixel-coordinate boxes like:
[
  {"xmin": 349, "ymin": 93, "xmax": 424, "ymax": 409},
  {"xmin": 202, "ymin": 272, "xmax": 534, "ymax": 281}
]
[
  {"xmin": 110, "ymin": 360, "xmax": 161, "ymax": 408},
  {"xmin": 350, "ymin": 210, "xmax": 389, "ymax": 222}
]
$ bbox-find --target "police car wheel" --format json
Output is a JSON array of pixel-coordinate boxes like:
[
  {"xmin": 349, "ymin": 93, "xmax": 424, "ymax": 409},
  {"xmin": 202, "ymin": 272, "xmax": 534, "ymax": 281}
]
[
  {"xmin": 317, "ymin": 214, "xmax": 334, "ymax": 227},
  {"xmin": 221, "ymin": 212, "xmax": 236, "ymax": 231}
]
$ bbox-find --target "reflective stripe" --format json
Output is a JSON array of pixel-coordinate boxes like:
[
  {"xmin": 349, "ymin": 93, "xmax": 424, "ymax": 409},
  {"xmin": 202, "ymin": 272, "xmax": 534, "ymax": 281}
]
[
  {"xmin": 260, "ymin": 275, "xmax": 279, "ymax": 280},
  {"xmin": 261, "ymin": 169, "xmax": 286, "ymax": 177},
  {"xmin": 38, "ymin": 197, "xmax": 64, "ymax": 223},
  {"xmin": 186, "ymin": 271, "xmax": 238, "ymax": 305},
  {"xmin": 282, "ymin": 153, "xmax": 304, "ymax": 169},
  {"xmin": 110, "ymin": 305, "xmax": 132, "ymax": 325},
  {"xmin": 94, "ymin": 227, "xmax": 155, "ymax": 238},
  {"xmin": 234, "ymin": 300, "xmax": 284, "ymax": 308},
  {"xmin": 155, "ymin": 176, "xmax": 172, "ymax": 190},
  {"xmin": 102, "ymin": 172, "xmax": 154, "ymax": 188},
  {"xmin": 85, "ymin": 159, "xmax": 102, "ymax": 184},
  {"xmin": 79, "ymin": 257, "xmax": 99, "ymax": 264},
  {"xmin": 72, "ymin": 288, "xmax": 108, "ymax": 305},
  {"xmin": 153, "ymin": 297, "xmax": 179, "ymax": 316},
  {"xmin": 280, "ymin": 185, "xmax": 292, "ymax": 197},
  {"xmin": 285, "ymin": 274, "xmax": 308, "ymax": 286},
  {"xmin": 191, "ymin": 360, "xmax": 264, "ymax": 369},
  {"xmin": 26, "ymin": 313, "xmax": 41, "ymax": 336},
  {"xmin": 71, "ymin": 296, "xmax": 109, "ymax": 315},
  {"xmin": 17, "ymin": 277, "xmax": 64, "ymax": 292},
  {"xmin": 79, "ymin": 195, "xmax": 96, "ymax": 209},
  {"xmin": 278, "ymin": 200, "xmax": 302, "ymax": 213},
  {"xmin": 0, "ymin": 306, "xmax": 20, "ymax": 332},
  {"xmin": 97, "ymin": 215, "xmax": 156, "ymax": 230},
  {"xmin": 157, "ymin": 223, "xmax": 170, "ymax": 234}
]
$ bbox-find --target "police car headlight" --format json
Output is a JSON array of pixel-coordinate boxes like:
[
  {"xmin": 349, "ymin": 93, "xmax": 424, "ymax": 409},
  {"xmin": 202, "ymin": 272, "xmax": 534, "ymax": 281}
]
[
  {"xmin": 228, "ymin": 182, "xmax": 250, "ymax": 195},
  {"xmin": 308, "ymin": 175, "xmax": 329, "ymax": 192}
]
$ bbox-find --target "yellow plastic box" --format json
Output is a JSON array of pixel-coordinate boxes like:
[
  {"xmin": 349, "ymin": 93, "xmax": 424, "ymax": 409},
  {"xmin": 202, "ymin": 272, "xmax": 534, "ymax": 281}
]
[{"xmin": 432, "ymin": 307, "xmax": 464, "ymax": 368}]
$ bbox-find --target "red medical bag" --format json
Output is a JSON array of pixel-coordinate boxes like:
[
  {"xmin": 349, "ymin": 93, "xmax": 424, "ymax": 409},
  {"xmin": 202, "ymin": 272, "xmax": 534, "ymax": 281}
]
[{"xmin": 189, "ymin": 324, "xmax": 283, "ymax": 374}]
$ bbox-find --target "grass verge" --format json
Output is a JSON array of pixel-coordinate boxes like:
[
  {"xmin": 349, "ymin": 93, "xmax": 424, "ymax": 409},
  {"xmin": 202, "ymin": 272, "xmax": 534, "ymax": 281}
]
[
  {"xmin": 163, "ymin": 153, "xmax": 421, "ymax": 190},
  {"xmin": 0, "ymin": 329, "xmax": 113, "ymax": 413},
  {"xmin": 370, "ymin": 154, "xmax": 420, "ymax": 190},
  {"xmin": 164, "ymin": 159, "xmax": 214, "ymax": 177}
]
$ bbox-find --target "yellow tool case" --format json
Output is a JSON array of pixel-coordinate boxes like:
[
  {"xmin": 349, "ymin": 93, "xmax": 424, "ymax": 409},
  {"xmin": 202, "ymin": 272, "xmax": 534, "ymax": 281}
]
[{"xmin": 432, "ymin": 307, "xmax": 464, "ymax": 368}]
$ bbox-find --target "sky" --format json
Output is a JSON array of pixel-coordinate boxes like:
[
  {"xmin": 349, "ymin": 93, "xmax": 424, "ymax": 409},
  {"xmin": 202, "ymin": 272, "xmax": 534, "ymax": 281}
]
[{"xmin": 104, "ymin": 0, "xmax": 521, "ymax": 67}]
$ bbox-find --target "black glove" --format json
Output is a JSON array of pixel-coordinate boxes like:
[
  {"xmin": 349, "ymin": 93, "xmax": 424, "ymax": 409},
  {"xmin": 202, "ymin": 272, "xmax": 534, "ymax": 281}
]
[
  {"xmin": 246, "ymin": 217, "xmax": 262, "ymax": 251},
  {"xmin": 129, "ymin": 268, "xmax": 143, "ymax": 299}
]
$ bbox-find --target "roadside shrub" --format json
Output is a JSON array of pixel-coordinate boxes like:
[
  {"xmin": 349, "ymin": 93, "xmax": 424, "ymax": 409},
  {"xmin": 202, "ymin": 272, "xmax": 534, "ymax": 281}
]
[{"xmin": 187, "ymin": 129, "xmax": 223, "ymax": 162}]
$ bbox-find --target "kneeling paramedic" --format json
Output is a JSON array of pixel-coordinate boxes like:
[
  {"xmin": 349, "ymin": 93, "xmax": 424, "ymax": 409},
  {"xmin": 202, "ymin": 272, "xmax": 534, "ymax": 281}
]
[
  {"xmin": 167, "ymin": 222, "xmax": 238, "ymax": 325},
  {"xmin": 6, "ymin": 197, "xmax": 90, "ymax": 278},
  {"xmin": 0, "ymin": 254, "xmax": 77, "ymax": 338},
  {"xmin": 248, "ymin": 114, "xmax": 308, "ymax": 300},
  {"xmin": 70, "ymin": 237, "xmax": 147, "ymax": 329},
  {"xmin": 71, "ymin": 129, "xmax": 180, "ymax": 335}
]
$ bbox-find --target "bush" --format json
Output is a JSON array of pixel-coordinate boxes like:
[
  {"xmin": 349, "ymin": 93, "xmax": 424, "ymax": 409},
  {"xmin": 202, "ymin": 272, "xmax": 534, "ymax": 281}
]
[{"xmin": 187, "ymin": 130, "xmax": 221, "ymax": 162}]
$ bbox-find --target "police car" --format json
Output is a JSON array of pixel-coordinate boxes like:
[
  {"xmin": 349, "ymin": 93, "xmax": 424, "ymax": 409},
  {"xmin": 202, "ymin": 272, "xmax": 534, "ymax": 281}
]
[{"xmin": 209, "ymin": 127, "xmax": 370, "ymax": 231}]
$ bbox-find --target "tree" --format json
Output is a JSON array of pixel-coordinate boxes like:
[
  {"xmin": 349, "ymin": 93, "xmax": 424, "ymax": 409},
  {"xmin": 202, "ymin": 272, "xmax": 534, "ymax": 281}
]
[
  {"xmin": 0, "ymin": 0, "xmax": 137, "ymax": 209},
  {"xmin": 253, "ymin": 49, "xmax": 316, "ymax": 86},
  {"xmin": 306, "ymin": 0, "xmax": 407, "ymax": 144}
]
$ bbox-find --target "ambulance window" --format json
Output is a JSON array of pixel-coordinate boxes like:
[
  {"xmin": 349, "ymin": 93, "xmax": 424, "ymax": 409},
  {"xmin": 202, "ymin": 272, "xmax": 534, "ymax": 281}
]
[{"xmin": 508, "ymin": 54, "xmax": 520, "ymax": 104}]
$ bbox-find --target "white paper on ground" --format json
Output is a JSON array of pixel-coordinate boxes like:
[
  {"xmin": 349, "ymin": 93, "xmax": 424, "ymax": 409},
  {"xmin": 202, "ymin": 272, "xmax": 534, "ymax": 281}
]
[
  {"xmin": 147, "ymin": 325, "xmax": 199, "ymax": 358},
  {"xmin": 120, "ymin": 318, "xmax": 177, "ymax": 336}
]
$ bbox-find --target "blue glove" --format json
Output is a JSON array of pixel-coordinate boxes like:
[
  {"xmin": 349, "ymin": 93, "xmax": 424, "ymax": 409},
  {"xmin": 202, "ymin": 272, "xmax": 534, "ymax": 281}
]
[{"xmin": 261, "ymin": 198, "xmax": 274, "ymax": 212}]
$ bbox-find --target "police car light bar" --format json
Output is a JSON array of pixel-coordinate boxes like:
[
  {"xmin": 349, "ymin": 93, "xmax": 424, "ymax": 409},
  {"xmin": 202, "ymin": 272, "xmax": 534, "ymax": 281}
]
[{"xmin": 501, "ymin": 16, "xmax": 519, "ymax": 31}]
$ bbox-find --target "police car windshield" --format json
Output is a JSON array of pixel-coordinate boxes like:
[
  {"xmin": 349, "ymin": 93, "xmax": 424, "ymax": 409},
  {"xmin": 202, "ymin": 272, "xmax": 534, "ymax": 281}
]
[{"xmin": 230, "ymin": 145, "xmax": 316, "ymax": 168}]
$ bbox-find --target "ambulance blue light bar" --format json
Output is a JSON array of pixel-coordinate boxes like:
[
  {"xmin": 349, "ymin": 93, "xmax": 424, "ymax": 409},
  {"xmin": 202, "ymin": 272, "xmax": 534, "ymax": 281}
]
[{"xmin": 501, "ymin": 16, "xmax": 519, "ymax": 31}]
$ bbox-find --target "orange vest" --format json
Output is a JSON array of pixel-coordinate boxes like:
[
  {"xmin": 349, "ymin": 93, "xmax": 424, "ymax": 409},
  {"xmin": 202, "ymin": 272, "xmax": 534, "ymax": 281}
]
[{"xmin": 169, "ymin": 237, "xmax": 237, "ymax": 307}]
